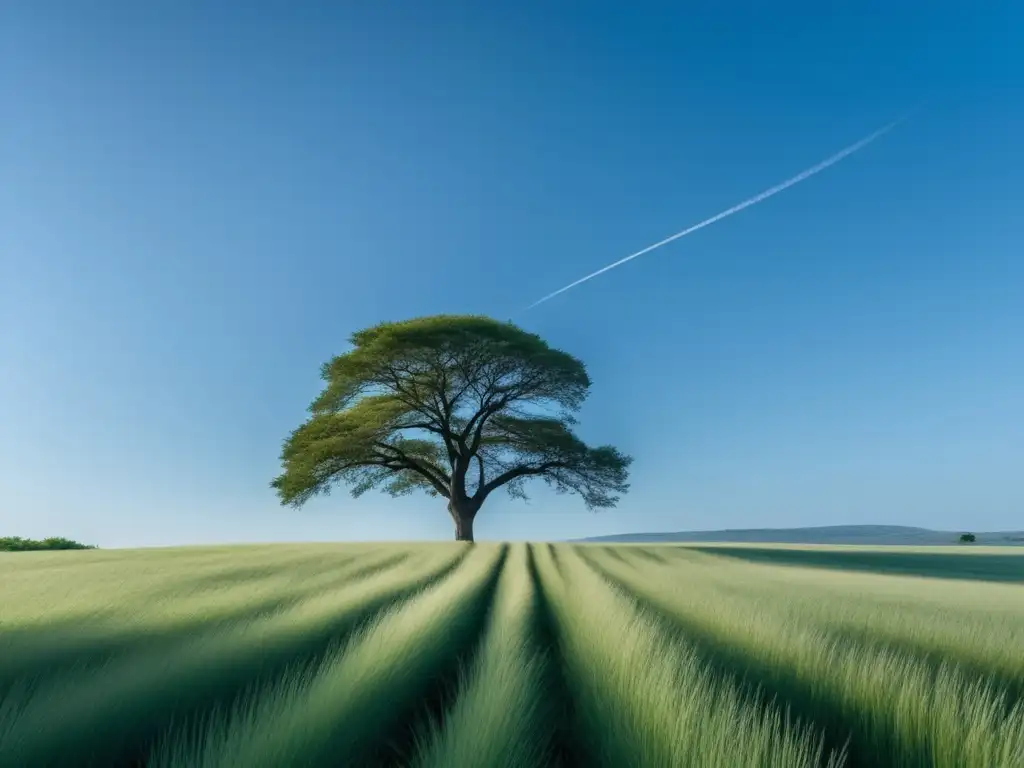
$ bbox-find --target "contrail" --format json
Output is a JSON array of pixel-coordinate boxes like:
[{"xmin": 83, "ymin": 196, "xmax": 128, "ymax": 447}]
[{"xmin": 523, "ymin": 113, "xmax": 910, "ymax": 311}]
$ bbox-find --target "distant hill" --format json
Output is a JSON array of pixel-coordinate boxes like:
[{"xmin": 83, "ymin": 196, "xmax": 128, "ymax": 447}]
[{"xmin": 574, "ymin": 525, "xmax": 1024, "ymax": 546}]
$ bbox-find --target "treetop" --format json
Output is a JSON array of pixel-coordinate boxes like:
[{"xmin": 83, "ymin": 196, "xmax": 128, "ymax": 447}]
[{"xmin": 312, "ymin": 315, "xmax": 590, "ymax": 415}]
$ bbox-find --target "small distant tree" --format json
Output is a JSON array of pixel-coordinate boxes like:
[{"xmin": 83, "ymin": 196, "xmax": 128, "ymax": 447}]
[
  {"xmin": 0, "ymin": 536, "xmax": 97, "ymax": 552},
  {"xmin": 959, "ymin": 532, "xmax": 976, "ymax": 544},
  {"xmin": 272, "ymin": 315, "xmax": 632, "ymax": 542}
]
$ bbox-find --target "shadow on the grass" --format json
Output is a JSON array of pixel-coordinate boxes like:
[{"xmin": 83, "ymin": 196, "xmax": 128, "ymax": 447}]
[
  {"xmin": 370, "ymin": 547, "xmax": 508, "ymax": 768},
  {"xmin": 689, "ymin": 547, "xmax": 1024, "ymax": 584},
  {"xmin": 528, "ymin": 545, "xmax": 587, "ymax": 768}
]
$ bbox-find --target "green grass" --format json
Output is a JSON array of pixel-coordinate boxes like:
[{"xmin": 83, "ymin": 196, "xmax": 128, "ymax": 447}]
[
  {"xmin": 410, "ymin": 543, "xmax": 551, "ymax": 768},
  {"xmin": 1, "ymin": 541, "xmax": 1022, "ymax": 766},
  {"xmin": 0, "ymin": 548, "xmax": 413, "ymax": 693},
  {"xmin": 658, "ymin": 547, "xmax": 1024, "ymax": 690},
  {"xmin": 685, "ymin": 544, "xmax": 1024, "ymax": 583},
  {"xmin": 0, "ymin": 545, "xmax": 466, "ymax": 766},
  {"xmin": 584, "ymin": 546, "xmax": 1024, "ymax": 767},
  {"xmin": 153, "ymin": 543, "xmax": 504, "ymax": 767},
  {"xmin": 535, "ymin": 543, "xmax": 838, "ymax": 767}
]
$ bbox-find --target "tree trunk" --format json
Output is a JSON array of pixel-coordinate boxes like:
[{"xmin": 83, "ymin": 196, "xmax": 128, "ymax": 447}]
[
  {"xmin": 454, "ymin": 514, "xmax": 475, "ymax": 543},
  {"xmin": 449, "ymin": 498, "xmax": 478, "ymax": 543}
]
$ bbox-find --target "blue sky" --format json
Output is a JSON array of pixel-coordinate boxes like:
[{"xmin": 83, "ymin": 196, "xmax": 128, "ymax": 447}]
[{"xmin": 2, "ymin": 2, "xmax": 1021, "ymax": 547}]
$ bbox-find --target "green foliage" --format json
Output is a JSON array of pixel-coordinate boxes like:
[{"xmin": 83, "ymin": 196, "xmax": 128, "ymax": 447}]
[
  {"xmin": 272, "ymin": 315, "xmax": 632, "ymax": 535},
  {"xmin": 0, "ymin": 536, "xmax": 96, "ymax": 551},
  {"xmin": 960, "ymin": 533, "xmax": 977, "ymax": 543}
]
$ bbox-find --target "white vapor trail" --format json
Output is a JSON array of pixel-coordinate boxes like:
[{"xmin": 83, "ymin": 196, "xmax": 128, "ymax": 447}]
[{"xmin": 523, "ymin": 114, "xmax": 909, "ymax": 311}]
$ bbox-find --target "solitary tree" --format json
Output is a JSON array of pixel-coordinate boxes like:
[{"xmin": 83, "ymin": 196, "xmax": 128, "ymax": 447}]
[
  {"xmin": 959, "ymin": 532, "xmax": 976, "ymax": 544},
  {"xmin": 272, "ymin": 315, "xmax": 632, "ymax": 541}
]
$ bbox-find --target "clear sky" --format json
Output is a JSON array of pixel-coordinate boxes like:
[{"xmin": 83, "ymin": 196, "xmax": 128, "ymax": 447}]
[{"xmin": 2, "ymin": 2, "xmax": 1021, "ymax": 547}]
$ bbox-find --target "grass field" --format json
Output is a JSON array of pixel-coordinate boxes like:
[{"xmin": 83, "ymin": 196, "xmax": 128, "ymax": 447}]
[{"xmin": 1, "ymin": 542, "xmax": 1022, "ymax": 767}]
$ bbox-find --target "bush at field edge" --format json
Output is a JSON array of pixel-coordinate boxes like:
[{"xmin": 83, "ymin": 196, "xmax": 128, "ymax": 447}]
[{"xmin": 0, "ymin": 536, "xmax": 98, "ymax": 551}]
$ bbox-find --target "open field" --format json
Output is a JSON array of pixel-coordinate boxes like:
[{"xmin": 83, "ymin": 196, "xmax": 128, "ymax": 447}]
[
  {"xmin": 577, "ymin": 524, "xmax": 1024, "ymax": 546},
  {"xmin": 1, "ymin": 543, "xmax": 1023, "ymax": 767}
]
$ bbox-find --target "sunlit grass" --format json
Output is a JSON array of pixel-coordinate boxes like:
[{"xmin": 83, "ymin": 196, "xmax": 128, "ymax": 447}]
[
  {"xmin": 2, "ymin": 539, "xmax": 1022, "ymax": 767},
  {"xmin": 0, "ymin": 544, "xmax": 386, "ymax": 626},
  {"xmin": 535, "ymin": 544, "xmax": 839, "ymax": 767},
  {"xmin": 662, "ymin": 547, "xmax": 1024, "ymax": 688},
  {"xmin": 587, "ymin": 546, "xmax": 1024, "ymax": 768},
  {"xmin": 0, "ymin": 548, "xmax": 412, "ymax": 695},
  {"xmin": 411, "ymin": 543, "xmax": 550, "ymax": 768},
  {"xmin": 0, "ymin": 545, "xmax": 464, "ymax": 767},
  {"xmin": 153, "ymin": 544, "xmax": 503, "ymax": 768}
]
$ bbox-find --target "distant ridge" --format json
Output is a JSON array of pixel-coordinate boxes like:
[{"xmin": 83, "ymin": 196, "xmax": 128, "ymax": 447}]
[{"xmin": 573, "ymin": 525, "xmax": 1024, "ymax": 546}]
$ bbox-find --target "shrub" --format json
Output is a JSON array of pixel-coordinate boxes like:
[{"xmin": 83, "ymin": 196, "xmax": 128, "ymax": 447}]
[{"xmin": 0, "ymin": 536, "xmax": 97, "ymax": 552}]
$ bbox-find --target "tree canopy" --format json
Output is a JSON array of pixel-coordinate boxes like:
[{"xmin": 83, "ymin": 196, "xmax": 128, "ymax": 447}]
[{"xmin": 272, "ymin": 315, "xmax": 632, "ymax": 540}]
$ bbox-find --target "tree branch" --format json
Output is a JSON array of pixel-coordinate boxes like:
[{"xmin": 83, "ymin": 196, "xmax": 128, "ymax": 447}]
[
  {"xmin": 380, "ymin": 362, "xmax": 461, "ymax": 465},
  {"xmin": 372, "ymin": 442, "xmax": 451, "ymax": 497},
  {"xmin": 475, "ymin": 453, "xmax": 486, "ymax": 496},
  {"xmin": 476, "ymin": 460, "xmax": 565, "ymax": 501},
  {"xmin": 394, "ymin": 420, "xmax": 449, "ymax": 437},
  {"xmin": 460, "ymin": 370, "xmax": 547, "ymax": 455}
]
